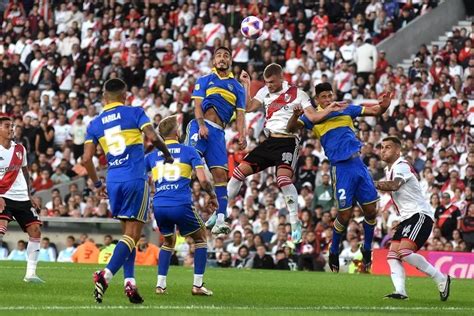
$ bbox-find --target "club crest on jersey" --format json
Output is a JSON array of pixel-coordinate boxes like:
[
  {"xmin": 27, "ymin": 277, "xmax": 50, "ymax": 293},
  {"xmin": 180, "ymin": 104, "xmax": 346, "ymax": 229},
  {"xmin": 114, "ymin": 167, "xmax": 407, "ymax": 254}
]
[
  {"xmin": 284, "ymin": 93, "xmax": 291, "ymax": 102},
  {"xmin": 402, "ymin": 225, "xmax": 412, "ymax": 237},
  {"xmin": 227, "ymin": 84, "xmax": 234, "ymax": 91},
  {"xmin": 16, "ymin": 151, "xmax": 22, "ymax": 160},
  {"xmin": 281, "ymin": 152, "xmax": 293, "ymax": 164}
]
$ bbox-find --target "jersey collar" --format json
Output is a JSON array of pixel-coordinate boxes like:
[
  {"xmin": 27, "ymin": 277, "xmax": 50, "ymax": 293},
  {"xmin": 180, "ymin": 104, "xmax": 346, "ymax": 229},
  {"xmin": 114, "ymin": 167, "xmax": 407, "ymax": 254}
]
[
  {"xmin": 211, "ymin": 67, "xmax": 234, "ymax": 79},
  {"xmin": 103, "ymin": 102, "xmax": 124, "ymax": 111},
  {"xmin": 387, "ymin": 156, "xmax": 404, "ymax": 174},
  {"xmin": 164, "ymin": 140, "xmax": 179, "ymax": 145}
]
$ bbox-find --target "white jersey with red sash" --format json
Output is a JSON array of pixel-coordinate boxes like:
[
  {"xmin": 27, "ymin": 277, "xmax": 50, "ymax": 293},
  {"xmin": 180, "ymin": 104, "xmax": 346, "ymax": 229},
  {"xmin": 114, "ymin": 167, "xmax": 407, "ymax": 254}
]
[
  {"xmin": 254, "ymin": 82, "xmax": 312, "ymax": 137},
  {"xmin": 386, "ymin": 157, "xmax": 433, "ymax": 222},
  {"xmin": 0, "ymin": 142, "xmax": 28, "ymax": 201}
]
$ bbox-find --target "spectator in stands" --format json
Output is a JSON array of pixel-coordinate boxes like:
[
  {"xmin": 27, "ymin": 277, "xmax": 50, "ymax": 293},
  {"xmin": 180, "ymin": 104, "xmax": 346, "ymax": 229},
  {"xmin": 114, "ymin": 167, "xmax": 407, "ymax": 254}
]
[
  {"xmin": 32, "ymin": 169, "xmax": 54, "ymax": 192},
  {"xmin": 135, "ymin": 235, "xmax": 159, "ymax": 266},
  {"xmin": 297, "ymin": 231, "xmax": 325, "ymax": 271},
  {"xmin": 275, "ymin": 249, "xmax": 291, "ymax": 270},
  {"xmin": 7, "ymin": 240, "xmax": 27, "ymax": 261},
  {"xmin": 234, "ymin": 245, "xmax": 253, "ymax": 269},
  {"xmin": 435, "ymin": 192, "xmax": 462, "ymax": 240},
  {"xmin": 217, "ymin": 251, "xmax": 232, "ymax": 268},
  {"xmin": 98, "ymin": 235, "xmax": 116, "ymax": 265},
  {"xmin": 57, "ymin": 235, "xmax": 76, "ymax": 263},
  {"xmin": 252, "ymin": 245, "xmax": 274, "ymax": 270},
  {"xmin": 461, "ymin": 204, "xmax": 474, "ymax": 251},
  {"xmin": 38, "ymin": 237, "xmax": 56, "ymax": 262},
  {"xmin": 311, "ymin": 174, "xmax": 334, "ymax": 212},
  {"xmin": 71, "ymin": 238, "xmax": 99, "ymax": 264}
]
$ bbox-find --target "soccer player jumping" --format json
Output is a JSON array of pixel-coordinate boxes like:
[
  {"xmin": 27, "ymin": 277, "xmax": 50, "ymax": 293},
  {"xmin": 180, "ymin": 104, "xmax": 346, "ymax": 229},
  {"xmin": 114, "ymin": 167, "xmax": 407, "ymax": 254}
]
[
  {"xmin": 146, "ymin": 115, "xmax": 217, "ymax": 296},
  {"xmin": 376, "ymin": 137, "xmax": 450, "ymax": 301},
  {"xmin": 0, "ymin": 115, "xmax": 43, "ymax": 283},
  {"xmin": 83, "ymin": 78, "xmax": 173, "ymax": 304},
  {"xmin": 229, "ymin": 63, "xmax": 344, "ymax": 243},
  {"xmin": 186, "ymin": 46, "xmax": 247, "ymax": 235},
  {"xmin": 288, "ymin": 82, "xmax": 392, "ymax": 272}
]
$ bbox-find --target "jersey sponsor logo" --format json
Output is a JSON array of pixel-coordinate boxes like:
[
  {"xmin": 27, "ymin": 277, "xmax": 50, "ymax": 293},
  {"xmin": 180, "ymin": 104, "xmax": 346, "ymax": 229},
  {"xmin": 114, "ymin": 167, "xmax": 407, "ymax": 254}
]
[
  {"xmin": 402, "ymin": 224, "xmax": 412, "ymax": 237},
  {"xmin": 0, "ymin": 165, "xmax": 22, "ymax": 173},
  {"xmin": 156, "ymin": 184, "xmax": 179, "ymax": 192},
  {"xmin": 101, "ymin": 112, "xmax": 122, "ymax": 124},
  {"xmin": 108, "ymin": 154, "xmax": 129, "ymax": 166}
]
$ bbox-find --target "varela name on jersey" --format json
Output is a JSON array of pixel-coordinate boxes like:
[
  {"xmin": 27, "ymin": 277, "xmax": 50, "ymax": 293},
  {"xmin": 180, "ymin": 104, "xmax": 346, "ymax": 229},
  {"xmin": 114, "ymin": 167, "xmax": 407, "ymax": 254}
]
[
  {"xmin": 254, "ymin": 82, "xmax": 312, "ymax": 137},
  {"xmin": 145, "ymin": 140, "xmax": 204, "ymax": 206}
]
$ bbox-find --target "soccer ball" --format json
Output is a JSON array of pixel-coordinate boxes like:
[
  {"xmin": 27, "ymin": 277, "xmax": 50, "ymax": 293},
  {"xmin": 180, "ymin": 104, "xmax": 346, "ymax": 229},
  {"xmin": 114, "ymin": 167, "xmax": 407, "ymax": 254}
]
[{"xmin": 240, "ymin": 16, "xmax": 263, "ymax": 39}]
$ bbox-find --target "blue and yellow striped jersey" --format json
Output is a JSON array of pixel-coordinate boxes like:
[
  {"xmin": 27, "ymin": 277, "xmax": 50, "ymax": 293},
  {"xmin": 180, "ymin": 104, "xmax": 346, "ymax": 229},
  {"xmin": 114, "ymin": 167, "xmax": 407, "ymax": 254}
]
[
  {"xmin": 85, "ymin": 102, "xmax": 151, "ymax": 182},
  {"xmin": 192, "ymin": 68, "xmax": 246, "ymax": 125},
  {"xmin": 145, "ymin": 140, "xmax": 204, "ymax": 207},
  {"xmin": 299, "ymin": 105, "xmax": 365, "ymax": 164}
]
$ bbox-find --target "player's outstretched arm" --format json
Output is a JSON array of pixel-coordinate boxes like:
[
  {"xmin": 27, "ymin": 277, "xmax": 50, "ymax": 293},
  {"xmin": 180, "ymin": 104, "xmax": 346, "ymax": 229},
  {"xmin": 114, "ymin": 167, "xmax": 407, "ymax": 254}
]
[
  {"xmin": 375, "ymin": 178, "xmax": 405, "ymax": 192},
  {"xmin": 195, "ymin": 167, "xmax": 218, "ymax": 212},
  {"xmin": 304, "ymin": 101, "xmax": 347, "ymax": 123},
  {"xmin": 142, "ymin": 125, "xmax": 174, "ymax": 164},
  {"xmin": 245, "ymin": 98, "xmax": 263, "ymax": 113},
  {"xmin": 287, "ymin": 105, "xmax": 304, "ymax": 133},
  {"xmin": 361, "ymin": 92, "xmax": 393, "ymax": 116}
]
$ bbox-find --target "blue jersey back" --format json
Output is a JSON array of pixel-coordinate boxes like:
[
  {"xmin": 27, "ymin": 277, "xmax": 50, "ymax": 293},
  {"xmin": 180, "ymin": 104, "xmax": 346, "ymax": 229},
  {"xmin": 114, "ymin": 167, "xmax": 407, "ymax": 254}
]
[
  {"xmin": 145, "ymin": 140, "xmax": 203, "ymax": 206},
  {"xmin": 192, "ymin": 68, "xmax": 246, "ymax": 125},
  {"xmin": 85, "ymin": 102, "xmax": 151, "ymax": 182},
  {"xmin": 299, "ymin": 105, "xmax": 365, "ymax": 164}
]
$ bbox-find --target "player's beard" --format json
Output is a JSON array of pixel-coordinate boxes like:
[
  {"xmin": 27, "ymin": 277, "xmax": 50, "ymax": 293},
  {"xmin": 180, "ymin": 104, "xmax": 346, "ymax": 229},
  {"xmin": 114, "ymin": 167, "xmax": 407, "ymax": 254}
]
[{"xmin": 216, "ymin": 61, "xmax": 229, "ymax": 72}]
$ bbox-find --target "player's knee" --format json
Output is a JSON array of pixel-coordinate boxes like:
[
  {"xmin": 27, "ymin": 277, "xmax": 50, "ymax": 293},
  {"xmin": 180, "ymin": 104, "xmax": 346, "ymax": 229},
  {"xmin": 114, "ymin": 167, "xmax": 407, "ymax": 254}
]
[
  {"xmin": 337, "ymin": 211, "xmax": 351, "ymax": 224},
  {"xmin": 163, "ymin": 236, "xmax": 175, "ymax": 249},
  {"xmin": 191, "ymin": 228, "xmax": 207, "ymax": 244},
  {"xmin": 212, "ymin": 168, "xmax": 228, "ymax": 183},
  {"xmin": 26, "ymin": 224, "xmax": 41, "ymax": 238},
  {"xmin": 276, "ymin": 175, "xmax": 293, "ymax": 188},
  {"xmin": 398, "ymin": 248, "xmax": 414, "ymax": 261},
  {"xmin": 387, "ymin": 250, "xmax": 400, "ymax": 261}
]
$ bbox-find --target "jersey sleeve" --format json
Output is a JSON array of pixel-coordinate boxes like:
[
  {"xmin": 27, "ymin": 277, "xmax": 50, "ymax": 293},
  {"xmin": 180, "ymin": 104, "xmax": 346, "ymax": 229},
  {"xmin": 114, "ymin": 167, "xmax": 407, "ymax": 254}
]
[
  {"xmin": 84, "ymin": 122, "xmax": 97, "ymax": 144},
  {"xmin": 299, "ymin": 90, "xmax": 312, "ymax": 109},
  {"xmin": 253, "ymin": 86, "xmax": 267, "ymax": 103},
  {"xmin": 188, "ymin": 147, "xmax": 204, "ymax": 169},
  {"xmin": 392, "ymin": 162, "xmax": 412, "ymax": 183},
  {"xmin": 236, "ymin": 83, "xmax": 246, "ymax": 110},
  {"xmin": 192, "ymin": 76, "xmax": 208, "ymax": 99},
  {"xmin": 344, "ymin": 105, "xmax": 364, "ymax": 118},
  {"xmin": 298, "ymin": 114, "xmax": 314, "ymax": 130},
  {"xmin": 22, "ymin": 145, "xmax": 27, "ymax": 167},
  {"xmin": 136, "ymin": 107, "xmax": 152, "ymax": 130}
]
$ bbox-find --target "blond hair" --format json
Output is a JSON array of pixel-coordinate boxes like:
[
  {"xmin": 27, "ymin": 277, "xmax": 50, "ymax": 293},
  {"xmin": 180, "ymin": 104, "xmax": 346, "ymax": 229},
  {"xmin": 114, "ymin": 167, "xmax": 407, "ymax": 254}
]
[{"xmin": 158, "ymin": 115, "xmax": 178, "ymax": 138}]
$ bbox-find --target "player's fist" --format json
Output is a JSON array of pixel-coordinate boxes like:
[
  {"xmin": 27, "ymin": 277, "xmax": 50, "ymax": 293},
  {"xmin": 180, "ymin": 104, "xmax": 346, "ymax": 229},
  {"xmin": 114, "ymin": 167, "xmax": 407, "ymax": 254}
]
[
  {"xmin": 239, "ymin": 70, "xmax": 251, "ymax": 87},
  {"xmin": 292, "ymin": 105, "xmax": 304, "ymax": 117},
  {"xmin": 30, "ymin": 195, "xmax": 41, "ymax": 210},
  {"xmin": 95, "ymin": 184, "xmax": 108, "ymax": 199},
  {"xmin": 208, "ymin": 195, "xmax": 219, "ymax": 212},
  {"xmin": 198, "ymin": 125, "xmax": 209, "ymax": 139},
  {"xmin": 164, "ymin": 155, "xmax": 174, "ymax": 164}
]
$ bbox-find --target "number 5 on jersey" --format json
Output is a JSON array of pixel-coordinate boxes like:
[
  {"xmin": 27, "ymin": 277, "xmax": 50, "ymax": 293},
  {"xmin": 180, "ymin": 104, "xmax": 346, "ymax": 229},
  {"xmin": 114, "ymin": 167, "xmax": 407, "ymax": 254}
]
[
  {"xmin": 104, "ymin": 126, "xmax": 126, "ymax": 156},
  {"xmin": 153, "ymin": 159, "xmax": 181, "ymax": 183}
]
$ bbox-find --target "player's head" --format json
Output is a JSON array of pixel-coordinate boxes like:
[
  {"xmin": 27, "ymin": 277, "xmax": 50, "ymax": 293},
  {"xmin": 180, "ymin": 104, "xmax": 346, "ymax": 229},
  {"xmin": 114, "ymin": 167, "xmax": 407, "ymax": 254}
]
[
  {"xmin": 212, "ymin": 46, "xmax": 232, "ymax": 72},
  {"xmin": 103, "ymin": 78, "xmax": 127, "ymax": 104},
  {"xmin": 263, "ymin": 63, "xmax": 284, "ymax": 93},
  {"xmin": 0, "ymin": 115, "xmax": 13, "ymax": 141},
  {"xmin": 314, "ymin": 82, "xmax": 334, "ymax": 108},
  {"xmin": 159, "ymin": 115, "xmax": 180, "ymax": 140},
  {"xmin": 380, "ymin": 136, "xmax": 402, "ymax": 163}
]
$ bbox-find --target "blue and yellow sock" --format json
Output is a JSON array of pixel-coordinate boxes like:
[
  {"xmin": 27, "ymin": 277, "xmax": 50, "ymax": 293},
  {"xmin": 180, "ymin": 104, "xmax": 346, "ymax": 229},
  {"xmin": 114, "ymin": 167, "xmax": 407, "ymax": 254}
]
[
  {"xmin": 215, "ymin": 184, "xmax": 228, "ymax": 218},
  {"xmin": 123, "ymin": 247, "xmax": 136, "ymax": 280},
  {"xmin": 330, "ymin": 218, "xmax": 347, "ymax": 254},
  {"xmin": 106, "ymin": 235, "xmax": 135, "ymax": 276},
  {"xmin": 158, "ymin": 246, "xmax": 173, "ymax": 277},
  {"xmin": 193, "ymin": 243, "xmax": 207, "ymax": 287},
  {"xmin": 363, "ymin": 218, "xmax": 376, "ymax": 251}
]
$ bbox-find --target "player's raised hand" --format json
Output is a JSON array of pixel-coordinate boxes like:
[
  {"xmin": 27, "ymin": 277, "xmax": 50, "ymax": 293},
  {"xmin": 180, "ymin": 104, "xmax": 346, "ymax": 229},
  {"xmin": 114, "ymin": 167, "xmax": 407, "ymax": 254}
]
[
  {"xmin": 239, "ymin": 70, "xmax": 251, "ymax": 87},
  {"xmin": 96, "ymin": 183, "xmax": 108, "ymax": 199},
  {"xmin": 378, "ymin": 91, "xmax": 393, "ymax": 108},
  {"xmin": 30, "ymin": 196, "xmax": 41, "ymax": 210},
  {"xmin": 199, "ymin": 124, "xmax": 209, "ymax": 139},
  {"xmin": 164, "ymin": 155, "xmax": 174, "ymax": 164},
  {"xmin": 292, "ymin": 104, "xmax": 304, "ymax": 117}
]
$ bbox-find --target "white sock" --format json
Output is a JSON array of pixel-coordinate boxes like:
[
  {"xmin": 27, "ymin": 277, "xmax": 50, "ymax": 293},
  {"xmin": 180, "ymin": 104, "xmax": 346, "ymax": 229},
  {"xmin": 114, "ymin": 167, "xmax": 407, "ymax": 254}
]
[
  {"xmin": 104, "ymin": 268, "xmax": 114, "ymax": 283},
  {"xmin": 403, "ymin": 253, "xmax": 446, "ymax": 284},
  {"xmin": 227, "ymin": 177, "xmax": 243, "ymax": 200},
  {"xmin": 281, "ymin": 184, "xmax": 299, "ymax": 227},
  {"xmin": 216, "ymin": 213, "xmax": 225, "ymax": 224},
  {"xmin": 26, "ymin": 237, "xmax": 40, "ymax": 277},
  {"xmin": 387, "ymin": 259, "xmax": 407, "ymax": 296},
  {"xmin": 193, "ymin": 274, "xmax": 203, "ymax": 287},
  {"xmin": 157, "ymin": 275, "xmax": 167, "ymax": 289},
  {"xmin": 124, "ymin": 278, "xmax": 136, "ymax": 287}
]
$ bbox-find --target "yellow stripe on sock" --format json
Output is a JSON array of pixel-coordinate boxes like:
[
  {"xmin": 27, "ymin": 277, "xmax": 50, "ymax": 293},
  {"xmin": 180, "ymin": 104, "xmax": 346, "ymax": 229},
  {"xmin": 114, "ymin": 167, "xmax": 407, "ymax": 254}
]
[
  {"xmin": 161, "ymin": 246, "xmax": 174, "ymax": 252},
  {"xmin": 195, "ymin": 243, "xmax": 207, "ymax": 249},
  {"xmin": 364, "ymin": 218, "xmax": 377, "ymax": 226},
  {"xmin": 334, "ymin": 218, "xmax": 346, "ymax": 233}
]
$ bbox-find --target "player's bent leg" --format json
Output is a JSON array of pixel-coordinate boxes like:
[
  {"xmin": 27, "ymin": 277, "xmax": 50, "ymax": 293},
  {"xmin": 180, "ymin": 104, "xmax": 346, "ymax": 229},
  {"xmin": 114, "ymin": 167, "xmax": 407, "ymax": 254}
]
[
  {"xmin": 276, "ymin": 167, "xmax": 301, "ymax": 244},
  {"xmin": 384, "ymin": 241, "xmax": 408, "ymax": 299},
  {"xmin": 189, "ymin": 228, "xmax": 213, "ymax": 296},
  {"xmin": 329, "ymin": 209, "xmax": 352, "ymax": 273},
  {"xmin": 210, "ymin": 167, "xmax": 231, "ymax": 235},
  {"xmin": 228, "ymin": 163, "xmax": 253, "ymax": 200},
  {"xmin": 398, "ymin": 240, "xmax": 450, "ymax": 301},
  {"xmin": 24, "ymin": 223, "xmax": 44, "ymax": 283},
  {"xmin": 156, "ymin": 234, "xmax": 175, "ymax": 295},
  {"xmin": 360, "ymin": 202, "xmax": 378, "ymax": 271}
]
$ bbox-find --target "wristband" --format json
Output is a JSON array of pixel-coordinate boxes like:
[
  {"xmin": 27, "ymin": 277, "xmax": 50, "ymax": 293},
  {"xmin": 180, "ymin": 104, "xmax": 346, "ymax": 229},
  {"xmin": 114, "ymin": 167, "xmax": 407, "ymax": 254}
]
[{"xmin": 94, "ymin": 180, "xmax": 103, "ymax": 188}]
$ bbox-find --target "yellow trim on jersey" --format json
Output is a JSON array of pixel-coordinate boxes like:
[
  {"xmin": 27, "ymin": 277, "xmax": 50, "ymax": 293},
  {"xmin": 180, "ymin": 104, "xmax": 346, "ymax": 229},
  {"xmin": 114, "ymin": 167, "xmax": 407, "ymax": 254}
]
[
  {"xmin": 151, "ymin": 162, "xmax": 193, "ymax": 181},
  {"xmin": 361, "ymin": 106, "xmax": 366, "ymax": 115},
  {"xmin": 312, "ymin": 115, "xmax": 354, "ymax": 138},
  {"xmin": 164, "ymin": 140, "xmax": 179, "ymax": 145},
  {"xmin": 191, "ymin": 96, "xmax": 204, "ymax": 99},
  {"xmin": 211, "ymin": 67, "xmax": 234, "ymax": 79},
  {"xmin": 98, "ymin": 128, "xmax": 143, "ymax": 154},
  {"xmin": 84, "ymin": 140, "xmax": 93, "ymax": 144},
  {"xmin": 140, "ymin": 122, "xmax": 152, "ymax": 130},
  {"xmin": 236, "ymin": 108, "xmax": 245, "ymax": 111},
  {"xmin": 206, "ymin": 87, "xmax": 236, "ymax": 106},
  {"xmin": 195, "ymin": 165, "xmax": 204, "ymax": 169},
  {"xmin": 103, "ymin": 102, "xmax": 124, "ymax": 111}
]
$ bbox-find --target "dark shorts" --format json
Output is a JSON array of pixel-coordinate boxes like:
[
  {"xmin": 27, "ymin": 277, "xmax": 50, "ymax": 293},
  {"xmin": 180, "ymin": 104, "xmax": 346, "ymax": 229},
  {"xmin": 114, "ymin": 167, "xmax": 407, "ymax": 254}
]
[
  {"xmin": 241, "ymin": 137, "xmax": 299, "ymax": 173},
  {"xmin": 392, "ymin": 213, "xmax": 434, "ymax": 250},
  {"xmin": 0, "ymin": 198, "xmax": 42, "ymax": 232}
]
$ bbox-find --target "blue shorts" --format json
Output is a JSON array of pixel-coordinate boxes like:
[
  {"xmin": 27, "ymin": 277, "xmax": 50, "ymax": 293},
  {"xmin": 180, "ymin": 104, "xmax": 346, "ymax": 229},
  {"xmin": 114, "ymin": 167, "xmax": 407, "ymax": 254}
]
[
  {"xmin": 107, "ymin": 179, "xmax": 150, "ymax": 222},
  {"xmin": 331, "ymin": 156, "xmax": 379, "ymax": 211},
  {"xmin": 185, "ymin": 119, "xmax": 228, "ymax": 170},
  {"xmin": 153, "ymin": 203, "xmax": 204, "ymax": 237}
]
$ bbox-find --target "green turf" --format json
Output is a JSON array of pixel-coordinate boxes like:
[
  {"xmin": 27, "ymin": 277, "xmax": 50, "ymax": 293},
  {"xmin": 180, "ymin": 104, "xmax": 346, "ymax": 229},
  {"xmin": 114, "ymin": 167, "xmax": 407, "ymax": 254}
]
[{"xmin": 0, "ymin": 262, "xmax": 472, "ymax": 316}]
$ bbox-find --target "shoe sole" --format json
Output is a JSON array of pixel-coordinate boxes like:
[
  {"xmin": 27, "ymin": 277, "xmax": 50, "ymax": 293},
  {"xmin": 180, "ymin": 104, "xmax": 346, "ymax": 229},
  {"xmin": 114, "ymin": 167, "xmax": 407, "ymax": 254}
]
[{"xmin": 440, "ymin": 276, "xmax": 451, "ymax": 302}]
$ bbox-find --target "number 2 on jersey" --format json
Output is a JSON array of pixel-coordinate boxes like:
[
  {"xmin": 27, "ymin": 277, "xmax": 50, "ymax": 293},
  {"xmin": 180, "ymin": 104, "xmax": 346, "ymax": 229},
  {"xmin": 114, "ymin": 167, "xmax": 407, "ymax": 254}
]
[{"xmin": 104, "ymin": 126, "xmax": 126, "ymax": 156}]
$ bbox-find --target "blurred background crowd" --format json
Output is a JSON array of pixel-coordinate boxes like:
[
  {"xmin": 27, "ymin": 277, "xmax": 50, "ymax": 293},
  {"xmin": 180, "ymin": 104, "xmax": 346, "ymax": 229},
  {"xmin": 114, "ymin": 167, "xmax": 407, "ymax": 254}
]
[{"xmin": 0, "ymin": 0, "xmax": 473, "ymax": 272}]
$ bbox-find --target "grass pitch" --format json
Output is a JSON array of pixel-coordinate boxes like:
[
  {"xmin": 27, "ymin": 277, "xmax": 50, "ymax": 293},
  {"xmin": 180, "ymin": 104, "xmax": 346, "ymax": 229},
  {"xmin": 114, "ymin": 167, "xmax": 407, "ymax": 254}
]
[{"xmin": 0, "ymin": 262, "xmax": 472, "ymax": 316}]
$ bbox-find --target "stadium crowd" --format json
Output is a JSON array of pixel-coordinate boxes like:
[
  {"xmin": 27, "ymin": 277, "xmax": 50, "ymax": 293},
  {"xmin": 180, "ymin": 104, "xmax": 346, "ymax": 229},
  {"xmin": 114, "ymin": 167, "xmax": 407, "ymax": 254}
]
[{"xmin": 0, "ymin": 0, "xmax": 473, "ymax": 272}]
